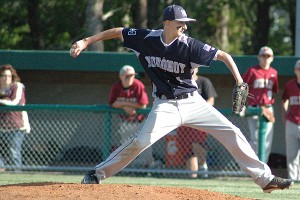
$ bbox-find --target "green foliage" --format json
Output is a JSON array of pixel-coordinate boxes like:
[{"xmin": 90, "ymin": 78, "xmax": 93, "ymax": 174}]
[
  {"xmin": 0, "ymin": 0, "xmax": 296, "ymax": 55},
  {"xmin": 0, "ymin": 0, "xmax": 29, "ymax": 49},
  {"xmin": 37, "ymin": 0, "xmax": 88, "ymax": 49},
  {"xmin": 268, "ymin": 6, "xmax": 293, "ymax": 55},
  {"xmin": 181, "ymin": 0, "xmax": 253, "ymax": 54},
  {"xmin": 0, "ymin": 0, "xmax": 88, "ymax": 50},
  {"xmin": 102, "ymin": 0, "xmax": 133, "ymax": 51}
]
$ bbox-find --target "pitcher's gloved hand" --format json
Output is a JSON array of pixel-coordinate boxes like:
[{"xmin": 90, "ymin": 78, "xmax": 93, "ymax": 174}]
[{"xmin": 232, "ymin": 82, "xmax": 253, "ymax": 114}]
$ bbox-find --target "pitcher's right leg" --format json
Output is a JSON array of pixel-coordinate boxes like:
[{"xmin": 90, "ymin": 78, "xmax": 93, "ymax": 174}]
[
  {"xmin": 82, "ymin": 98, "xmax": 182, "ymax": 184},
  {"xmin": 81, "ymin": 137, "xmax": 150, "ymax": 184}
]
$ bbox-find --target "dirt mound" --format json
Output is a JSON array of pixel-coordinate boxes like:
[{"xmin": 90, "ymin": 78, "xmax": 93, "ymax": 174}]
[{"xmin": 0, "ymin": 183, "xmax": 252, "ymax": 200}]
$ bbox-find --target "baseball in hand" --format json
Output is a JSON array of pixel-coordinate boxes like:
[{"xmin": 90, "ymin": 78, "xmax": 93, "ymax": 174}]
[
  {"xmin": 70, "ymin": 39, "xmax": 87, "ymax": 58},
  {"xmin": 69, "ymin": 45, "xmax": 76, "ymax": 57}
]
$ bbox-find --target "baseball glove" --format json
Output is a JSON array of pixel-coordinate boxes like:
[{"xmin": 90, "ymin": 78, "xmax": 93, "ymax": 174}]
[{"xmin": 232, "ymin": 82, "xmax": 252, "ymax": 114}]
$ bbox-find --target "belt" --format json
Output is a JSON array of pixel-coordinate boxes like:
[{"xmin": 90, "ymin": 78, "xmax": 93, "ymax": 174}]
[{"xmin": 157, "ymin": 92, "xmax": 194, "ymax": 100}]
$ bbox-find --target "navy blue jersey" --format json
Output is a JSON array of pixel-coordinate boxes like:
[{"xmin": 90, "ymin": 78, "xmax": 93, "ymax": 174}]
[{"xmin": 122, "ymin": 28, "xmax": 218, "ymax": 98}]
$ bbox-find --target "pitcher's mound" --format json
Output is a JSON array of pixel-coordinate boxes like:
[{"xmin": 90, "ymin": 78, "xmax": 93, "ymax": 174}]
[{"xmin": 0, "ymin": 182, "xmax": 252, "ymax": 200}]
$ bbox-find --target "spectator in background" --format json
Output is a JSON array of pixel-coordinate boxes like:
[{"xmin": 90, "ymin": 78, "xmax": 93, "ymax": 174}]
[
  {"xmin": 242, "ymin": 46, "xmax": 279, "ymax": 162},
  {"xmin": 282, "ymin": 60, "xmax": 300, "ymax": 181},
  {"xmin": 0, "ymin": 64, "xmax": 30, "ymax": 171},
  {"xmin": 177, "ymin": 67, "xmax": 217, "ymax": 178},
  {"xmin": 109, "ymin": 65, "xmax": 154, "ymax": 168}
]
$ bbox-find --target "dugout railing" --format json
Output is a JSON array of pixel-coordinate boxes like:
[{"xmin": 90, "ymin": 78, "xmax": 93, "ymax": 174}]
[{"xmin": 0, "ymin": 104, "xmax": 254, "ymax": 178}]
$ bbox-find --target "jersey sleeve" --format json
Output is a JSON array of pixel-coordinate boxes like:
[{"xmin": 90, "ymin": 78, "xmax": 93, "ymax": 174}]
[
  {"xmin": 122, "ymin": 28, "xmax": 149, "ymax": 53},
  {"xmin": 189, "ymin": 39, "xmax": 218, "ymax": 67}
]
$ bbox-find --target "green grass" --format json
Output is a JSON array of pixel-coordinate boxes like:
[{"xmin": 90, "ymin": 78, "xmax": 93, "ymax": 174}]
[{"xmin": 0, "ymin": 172, "xmax": 299, "ymax": 199}]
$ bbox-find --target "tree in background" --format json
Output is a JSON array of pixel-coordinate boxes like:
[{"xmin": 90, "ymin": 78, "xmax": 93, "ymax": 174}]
[
  {"xmin": 252, "ymin": 0, "xmax": 271, "ymax": 54},
  {"xmin": 182, "ymin": 0, "xmax": 251, "ymax": 54},
  {"xmin": 131, "ymin": 0, "xmax": 148, "ymax": 28},
  {"xmin": 147, "ymin": 0, "xmax": 163, "ymax": 28},
  {"xmin": 239, "ymin": 0, "xmax": 295, "ymax": 55},
  {"xmin": 0, "ymin": 0, "xmax": 88, "ymax": 50},
  {"xmin": 268, "ymin": 0, "xmax": 295, "ymax": 55},
  {"xmin": 0, "ymin": 0, "xmax": 296, "ymax": 55},
  {"xmin": 85, "ymin": 0, "xmax": 104, "ymax": 51},
  {"xmin": 27, "ymin": 0, "xmax": 44, "ymax": 49},
  {"xmin": 0, "ymin": 0, "xmax": 31, "ymax": 49},
  {"xmin": 288, "ymin": 0, "xmax": 296, "ymax": 54}
]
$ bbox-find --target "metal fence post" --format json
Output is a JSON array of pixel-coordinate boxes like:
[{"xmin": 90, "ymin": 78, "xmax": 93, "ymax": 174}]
[
  {"xmin": 245, "ymin": 106, "xmax": 267, "ymax": 161},
  {"xmin": 258, "ymin": 115, "xmax": 268, "ymax": 162}
]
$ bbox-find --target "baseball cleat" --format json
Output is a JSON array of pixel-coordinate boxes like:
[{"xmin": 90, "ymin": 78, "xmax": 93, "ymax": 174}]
[
  {"xmin": 262, "ymin": 177, "xmax": 294, "ymax": 193},
  {"xmin": 81, "ymin": 170, "xmax": 99, "ymax": 184}
]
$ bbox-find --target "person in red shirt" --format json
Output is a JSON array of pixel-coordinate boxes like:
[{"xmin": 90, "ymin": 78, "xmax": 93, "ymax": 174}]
[
  {"xmin": 109, "ymin": 65, "xmax": 154, "ymax": 168},
  {"xmin": 282, "ymin": 60, "xmax": 300, "ymax": 181},
  {"xmin": 0, "ymin": 64, "xmax": 30, "ymax": 171},
  {"xmin": 242, "ymin": 46, "xmax": 279, "ymax": 162}
]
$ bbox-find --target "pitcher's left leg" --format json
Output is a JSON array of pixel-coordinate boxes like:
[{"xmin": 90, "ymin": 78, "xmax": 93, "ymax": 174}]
[{"xmin": 179, "ymin": 94, "xmax": 273, "ymax": 188}]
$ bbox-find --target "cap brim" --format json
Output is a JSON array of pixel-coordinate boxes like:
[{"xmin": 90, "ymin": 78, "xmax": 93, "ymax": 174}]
[{"xmin": 175, "ymin": 18, "xmax": 196, "ymax": 22}]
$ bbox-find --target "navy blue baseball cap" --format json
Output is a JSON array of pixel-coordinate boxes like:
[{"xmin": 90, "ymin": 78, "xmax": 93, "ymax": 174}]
[{"xmin": 163, "ymin": 5, "xmax": 196, "ymax": 22}]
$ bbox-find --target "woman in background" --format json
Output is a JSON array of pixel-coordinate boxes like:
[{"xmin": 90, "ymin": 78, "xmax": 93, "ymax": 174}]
[{"xmin": 0, "ymin": 64, "xmax": 30, "ymax": 171}]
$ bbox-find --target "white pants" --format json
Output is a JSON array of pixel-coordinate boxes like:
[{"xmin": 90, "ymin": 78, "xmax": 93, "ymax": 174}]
[
  {"xmin": 95, "ymin": 93, "xmax": 274, "ymax": 188},
  {"xmin": 112, "ymin": 119, "xmax": 154, "ymax": 168},
  {"xmin": 246, "ymin": 106, "xmax": 274, "ymax": 162},
  {"xmin": 285, "ymin": 120, "xmax": 300, "ymax": 181}
]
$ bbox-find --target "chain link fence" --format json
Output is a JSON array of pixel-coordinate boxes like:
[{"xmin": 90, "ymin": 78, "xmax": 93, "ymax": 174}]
[{"xmin": 0, "ymin": 105, "xmax": 251, "ymax": 178}]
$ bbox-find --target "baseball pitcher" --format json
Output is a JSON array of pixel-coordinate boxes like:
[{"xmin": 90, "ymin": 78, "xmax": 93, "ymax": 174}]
[{"xmin": 70, "ymin": 4, "xmax": 293, "ymax": 193}]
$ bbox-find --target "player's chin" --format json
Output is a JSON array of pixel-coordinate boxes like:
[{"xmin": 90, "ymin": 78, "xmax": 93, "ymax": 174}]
[{"xmin": 177, "ymin": 32, "xmax": 184, "ymax": 37}]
